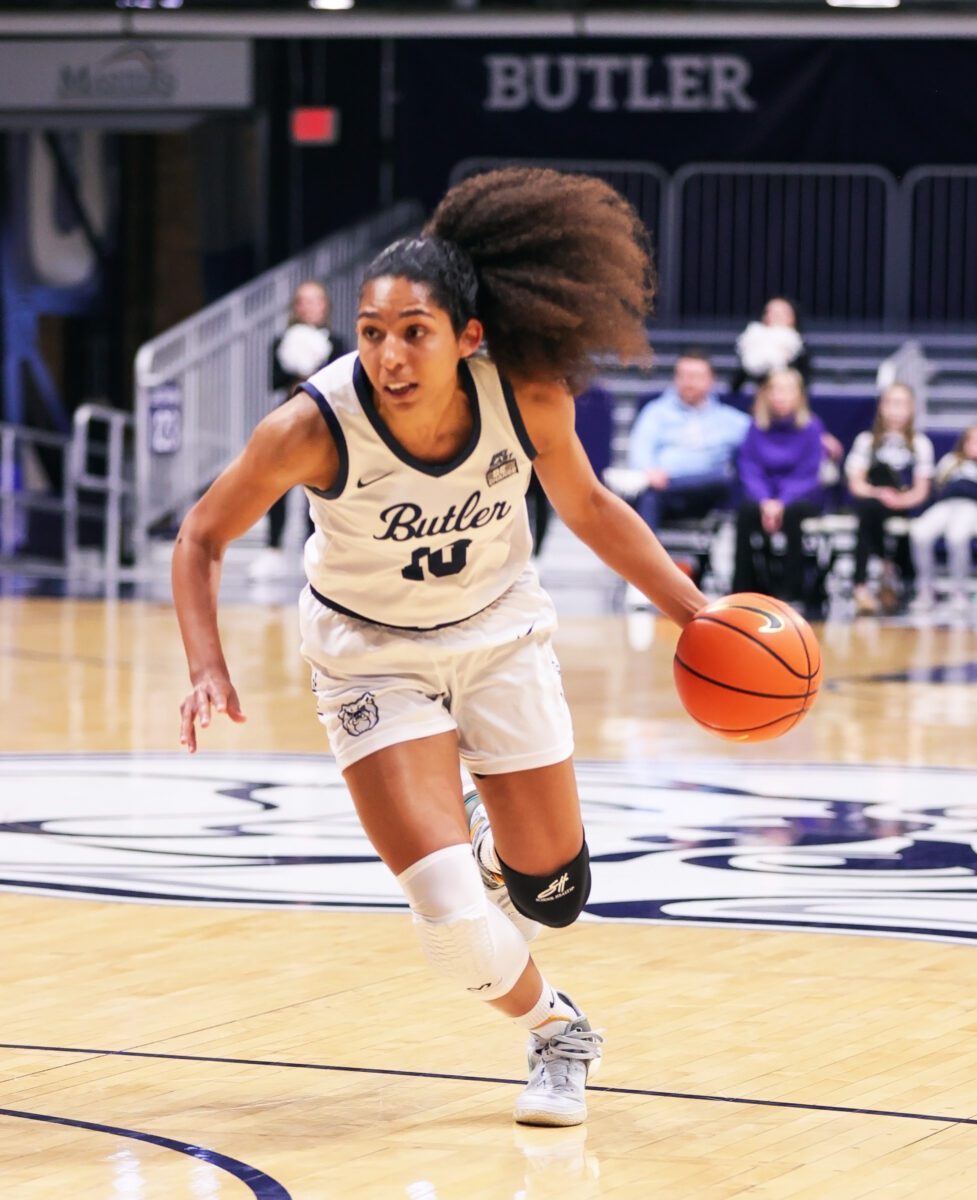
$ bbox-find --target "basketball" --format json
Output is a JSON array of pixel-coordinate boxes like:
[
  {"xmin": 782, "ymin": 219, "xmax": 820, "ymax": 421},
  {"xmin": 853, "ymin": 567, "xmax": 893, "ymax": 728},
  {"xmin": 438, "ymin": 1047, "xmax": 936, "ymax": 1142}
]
[{"xmin": 673, "ymin": 592, "xmax": 822, "ymax": 742}]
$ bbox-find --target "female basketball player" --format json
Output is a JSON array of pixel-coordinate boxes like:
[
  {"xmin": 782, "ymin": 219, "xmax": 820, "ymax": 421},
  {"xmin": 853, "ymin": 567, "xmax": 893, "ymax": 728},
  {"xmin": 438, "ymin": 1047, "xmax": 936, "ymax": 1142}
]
[{"xmin": 172, "ymin": 168, "xmax": 707, "ymax": 1127}]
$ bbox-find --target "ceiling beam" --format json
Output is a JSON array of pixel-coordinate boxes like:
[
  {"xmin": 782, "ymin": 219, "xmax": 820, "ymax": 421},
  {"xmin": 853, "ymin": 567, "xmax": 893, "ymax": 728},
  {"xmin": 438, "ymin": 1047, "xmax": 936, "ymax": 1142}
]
[{"xmin": 3, "ymin": 7, "xmax": 977, "ymax": 39}]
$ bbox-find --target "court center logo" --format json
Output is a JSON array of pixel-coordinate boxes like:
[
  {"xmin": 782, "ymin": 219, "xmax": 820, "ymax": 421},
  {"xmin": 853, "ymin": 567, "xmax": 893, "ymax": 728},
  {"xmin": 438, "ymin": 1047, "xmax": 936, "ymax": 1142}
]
[{"xmin": 0, "ymin": 754, "xmax": 976, "ymax": 945}]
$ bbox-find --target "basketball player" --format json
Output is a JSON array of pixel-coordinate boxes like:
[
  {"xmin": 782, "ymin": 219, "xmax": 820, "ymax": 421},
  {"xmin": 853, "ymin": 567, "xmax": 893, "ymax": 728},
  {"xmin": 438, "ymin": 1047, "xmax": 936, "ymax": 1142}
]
[{"xmin": 172, "ymin": 168, "xmax": 706, "ymax": 1127}]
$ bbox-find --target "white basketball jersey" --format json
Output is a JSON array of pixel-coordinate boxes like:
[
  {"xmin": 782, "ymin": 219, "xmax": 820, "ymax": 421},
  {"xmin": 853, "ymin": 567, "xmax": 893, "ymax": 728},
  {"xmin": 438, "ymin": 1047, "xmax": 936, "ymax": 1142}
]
[{"xmin": 297, "ymin": 352, "xmax": 537, "ymax": 630}]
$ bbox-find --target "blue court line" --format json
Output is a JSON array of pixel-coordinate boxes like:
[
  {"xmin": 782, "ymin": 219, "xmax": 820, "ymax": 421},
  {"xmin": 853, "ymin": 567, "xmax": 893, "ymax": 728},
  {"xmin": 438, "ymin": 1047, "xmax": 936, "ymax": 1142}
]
[
  {"xmin": 0, "ymin": 1105, "xmax": 291, "ymax": 1200},
  {"xmin": 2, "ymin": 1042, "xmax": 975, "ymax": 1130}
]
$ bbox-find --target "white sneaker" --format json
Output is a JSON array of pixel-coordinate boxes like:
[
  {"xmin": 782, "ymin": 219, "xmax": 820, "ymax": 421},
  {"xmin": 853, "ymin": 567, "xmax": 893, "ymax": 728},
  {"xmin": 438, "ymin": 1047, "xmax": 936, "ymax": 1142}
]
[
  {"xmin": 514, "ymin": 998, "xmax": 603, "ymax": 1127},
  {"xmin": 909, "ymin": 588, "xmax": 935, "ymax": 613},
  {"xmin": 464, "ymin": 791, "xmax": 540, "ymax": 942},
  {"xmin": 247, "ymin": 547, "xmax": 288, "ymax": 581}
]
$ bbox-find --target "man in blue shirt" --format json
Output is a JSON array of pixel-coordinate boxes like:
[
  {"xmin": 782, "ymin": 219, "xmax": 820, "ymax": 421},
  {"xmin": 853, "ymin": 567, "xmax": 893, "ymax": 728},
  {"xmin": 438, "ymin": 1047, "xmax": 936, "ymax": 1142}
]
[{"xmin": 627, "ymin": 350, "xmax": 750, "ymax": 532}]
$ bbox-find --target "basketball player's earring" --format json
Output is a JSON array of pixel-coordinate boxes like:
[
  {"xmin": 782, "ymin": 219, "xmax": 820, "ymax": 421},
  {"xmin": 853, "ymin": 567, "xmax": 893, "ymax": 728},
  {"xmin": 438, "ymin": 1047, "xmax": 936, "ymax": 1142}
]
[{"xmin": 464, "ymin": 791, "xmax": 541, "ymax": 943}]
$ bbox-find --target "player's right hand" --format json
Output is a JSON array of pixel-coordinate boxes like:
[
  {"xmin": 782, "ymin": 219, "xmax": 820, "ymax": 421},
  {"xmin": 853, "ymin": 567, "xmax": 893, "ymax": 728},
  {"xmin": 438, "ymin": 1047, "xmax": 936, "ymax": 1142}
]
[{"xmin": 179, "ymin": 672, "xmax": 247, "ymax": 753}]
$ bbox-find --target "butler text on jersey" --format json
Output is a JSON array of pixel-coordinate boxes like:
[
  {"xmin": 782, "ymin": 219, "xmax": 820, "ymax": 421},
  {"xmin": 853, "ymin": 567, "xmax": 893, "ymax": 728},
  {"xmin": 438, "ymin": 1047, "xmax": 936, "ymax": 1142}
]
[{"xmin": 374, "ymin": 492, "xmax": 512, "ymax": 542}]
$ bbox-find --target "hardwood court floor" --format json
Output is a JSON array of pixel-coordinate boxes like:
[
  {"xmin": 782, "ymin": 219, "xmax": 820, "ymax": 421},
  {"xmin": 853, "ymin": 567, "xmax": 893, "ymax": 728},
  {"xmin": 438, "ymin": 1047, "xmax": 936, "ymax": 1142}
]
[{"xmin": 2, "ymin": 595, "xmax": 977, "ymax": 1199}]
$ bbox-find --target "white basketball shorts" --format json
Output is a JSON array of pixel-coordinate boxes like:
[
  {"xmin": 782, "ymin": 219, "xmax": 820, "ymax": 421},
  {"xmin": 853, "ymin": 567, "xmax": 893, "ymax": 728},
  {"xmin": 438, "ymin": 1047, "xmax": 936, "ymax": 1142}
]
[{"xmin": 297, "ymin": 568, "xmax": 574, "ymax": 774}]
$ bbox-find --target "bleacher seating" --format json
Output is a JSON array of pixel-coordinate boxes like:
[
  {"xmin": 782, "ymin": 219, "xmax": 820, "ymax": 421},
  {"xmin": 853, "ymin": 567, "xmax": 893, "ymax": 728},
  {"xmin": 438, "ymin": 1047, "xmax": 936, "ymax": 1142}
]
[
  {"xmin": 580, "ymin": 334, "xmax": 977, "ymax": 615},
  {"xmin": 607, "ymin": 327, "xmax": 977, "ymax": 427}
]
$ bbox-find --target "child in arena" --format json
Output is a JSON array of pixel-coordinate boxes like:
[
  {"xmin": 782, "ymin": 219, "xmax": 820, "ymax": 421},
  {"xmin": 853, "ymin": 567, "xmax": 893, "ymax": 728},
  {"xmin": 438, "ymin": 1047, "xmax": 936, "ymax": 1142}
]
[
  {"xmin": 171, "ymin": 168, "xmax": 706, "ymax": 1128},
  {"xmin": 909, "ymin": 424, "xmax": 977, "ymax": 613},
  {"xmin": 845, "ymin": 384, "xmax": 934, "ymax": 616}
]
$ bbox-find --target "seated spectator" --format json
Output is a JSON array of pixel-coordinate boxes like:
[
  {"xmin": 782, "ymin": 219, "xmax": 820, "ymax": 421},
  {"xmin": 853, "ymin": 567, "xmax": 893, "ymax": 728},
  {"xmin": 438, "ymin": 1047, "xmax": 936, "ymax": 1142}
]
[
  {"xmin": 731, "ymin": 296, "xmax": 811, "ymax": 393},
  {"xmin": 732, "ymin": 368, "xmax": 826, "ymax": 607},
  {"xmin": 910, "ymin": 424, "xmax": 977, "ymax": 613},
  {"xmin": 250, "ymin": 280, "xmax": 348, "ymax": 581},
  {"xmin": 845, "ymin": 383, "xmax": 934, "ymax": 616},
  {"xmin": 626, "ymin": 350, "xmax": 750, "ymax": 536}
]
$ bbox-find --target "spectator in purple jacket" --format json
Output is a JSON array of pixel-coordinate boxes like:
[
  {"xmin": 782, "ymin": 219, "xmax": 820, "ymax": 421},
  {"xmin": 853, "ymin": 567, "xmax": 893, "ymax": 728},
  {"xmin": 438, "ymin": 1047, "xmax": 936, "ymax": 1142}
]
[{"xmin": 732, "ymin": 368, "xmax": 826, "ymax": 605}]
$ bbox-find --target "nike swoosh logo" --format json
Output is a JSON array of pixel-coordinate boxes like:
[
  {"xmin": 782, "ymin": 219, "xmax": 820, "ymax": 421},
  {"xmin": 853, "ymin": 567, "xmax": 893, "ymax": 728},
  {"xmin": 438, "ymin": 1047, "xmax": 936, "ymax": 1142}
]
[
  {"xmin": 357, "ymin": 471, "xmax": 394, "ymax": 489},
  {"xmin": 727, "ymin": 603, "xmax": 785, "ymax": 633}
]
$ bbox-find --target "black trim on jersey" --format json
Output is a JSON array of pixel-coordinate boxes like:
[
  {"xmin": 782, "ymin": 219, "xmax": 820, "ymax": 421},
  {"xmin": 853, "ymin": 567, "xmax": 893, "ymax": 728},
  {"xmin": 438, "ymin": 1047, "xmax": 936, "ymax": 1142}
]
[
  {"xmin": 309, "ymin": 585, "xmax": 495, "ymax": 632},
  {"xmin": 297, "ymin": 381, "xmax": 348, "ymax": 499},
  {"xmin": 352, "ymin": 356, "xmax": 482, "ymax": 477},
  {"xmin": 500, "ymin": 374, "xmax": 538, "ymax": 462}
]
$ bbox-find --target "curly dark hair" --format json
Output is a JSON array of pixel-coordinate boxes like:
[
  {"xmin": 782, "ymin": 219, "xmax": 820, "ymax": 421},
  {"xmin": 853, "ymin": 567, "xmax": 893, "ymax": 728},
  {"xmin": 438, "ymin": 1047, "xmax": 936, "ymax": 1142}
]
[
  {"xmin": 361, "ymin": 167, "xmax": 655, "ymax": 388},
  {"xmin": 362, "ymin": 236, "xmax": 479, "ymax": 336}
]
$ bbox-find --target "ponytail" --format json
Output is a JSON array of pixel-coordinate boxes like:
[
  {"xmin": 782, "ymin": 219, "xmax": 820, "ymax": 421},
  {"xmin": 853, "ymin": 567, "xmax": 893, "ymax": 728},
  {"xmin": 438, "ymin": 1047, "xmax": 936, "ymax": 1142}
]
[{"xmin": 420, "ymin": 167, "xmax": 655, "ymax": 388}]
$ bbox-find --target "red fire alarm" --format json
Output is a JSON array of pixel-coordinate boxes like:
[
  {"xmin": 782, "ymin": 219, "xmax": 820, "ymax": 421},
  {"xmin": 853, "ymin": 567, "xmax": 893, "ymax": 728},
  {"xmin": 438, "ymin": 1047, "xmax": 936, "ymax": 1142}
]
[{"xmin": 290, "ymin": 108, "xmax": 340, "ymax": 146}]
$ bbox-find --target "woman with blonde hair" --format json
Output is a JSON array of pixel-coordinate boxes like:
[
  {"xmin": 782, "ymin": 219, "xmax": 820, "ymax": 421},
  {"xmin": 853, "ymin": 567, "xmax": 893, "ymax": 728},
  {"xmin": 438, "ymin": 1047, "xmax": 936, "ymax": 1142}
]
[
  {"xmin": 910, "ymin": 424, "xmax": 977, "ymax": 612},
  {"xmin": 845, "ymin": 383, "xmax": 934, "ymax": 615},
  {"xmin": 732, "ymin": 368, "xmax": 826, "ymax": 605}
]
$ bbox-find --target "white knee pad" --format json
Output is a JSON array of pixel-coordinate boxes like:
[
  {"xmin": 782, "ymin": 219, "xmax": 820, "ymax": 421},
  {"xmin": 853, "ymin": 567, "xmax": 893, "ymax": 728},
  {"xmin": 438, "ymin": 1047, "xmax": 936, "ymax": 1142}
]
[{"xmin": 397, "ymin": 844, "xmax": 530, "ymax": 1001}]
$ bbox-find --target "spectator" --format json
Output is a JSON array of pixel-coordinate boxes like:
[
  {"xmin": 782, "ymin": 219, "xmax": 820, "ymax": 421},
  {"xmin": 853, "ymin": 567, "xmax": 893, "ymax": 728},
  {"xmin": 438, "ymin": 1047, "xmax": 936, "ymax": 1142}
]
[
  {"xmin": 249, "ymin": 281, "xmax": 348, "ymax": 581},
  {"xmin": 731, "ymin": 296, "xmax": 811, "ymax": 393},
  {"xmin": 626, "ymin": 350, "xmax": 750, "ymax": 537},
  {"xmin": 909, "ymin": 424, "xmax": 977, "ymax": 613},
  {"xmin": 845, "ymin": 383, "xmax": 934, "ymax": 616},
  {"xmin": 732, "ymin": 368, "xmax": 826, "ymax": 607}
]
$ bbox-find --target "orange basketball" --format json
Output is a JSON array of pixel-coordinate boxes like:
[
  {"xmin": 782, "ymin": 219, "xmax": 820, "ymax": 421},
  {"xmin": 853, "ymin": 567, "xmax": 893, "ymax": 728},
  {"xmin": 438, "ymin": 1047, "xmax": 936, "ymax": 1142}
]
[{"xmin": 673, "ymin": 592, "xmax": 822, "ymax": 742}]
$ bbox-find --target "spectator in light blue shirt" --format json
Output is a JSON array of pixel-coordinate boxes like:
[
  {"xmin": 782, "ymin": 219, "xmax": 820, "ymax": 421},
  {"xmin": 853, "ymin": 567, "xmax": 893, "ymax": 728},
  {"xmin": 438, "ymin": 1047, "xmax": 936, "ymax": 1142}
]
[{"xmin": 626, "ymin": 350, "xmax": 751, "ymax": 532}]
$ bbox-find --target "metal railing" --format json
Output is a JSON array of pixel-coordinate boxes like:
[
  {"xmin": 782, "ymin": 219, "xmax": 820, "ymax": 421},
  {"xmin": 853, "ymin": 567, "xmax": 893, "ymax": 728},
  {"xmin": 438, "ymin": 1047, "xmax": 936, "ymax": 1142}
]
[
  {"xmin": 0, "ymin": 423, "xmax": 70, "ymax": 567},
  {"xmin": 133, "ymin": 200, "xmax": 423, "ymax": 563},
  {"xmin": 447, "ymin": 157, "xmax": 977, "ymax": 335},
  {"xmin": 66, "ymin": 403, "xmax": 135, "ymax": 580},
  {"xmin": 667, "ymin": 163, "xmax": 897, "ymax": 322},
  {"xmin": 902, "ymin": 167, "xmax": 977, "ymax": 325}
]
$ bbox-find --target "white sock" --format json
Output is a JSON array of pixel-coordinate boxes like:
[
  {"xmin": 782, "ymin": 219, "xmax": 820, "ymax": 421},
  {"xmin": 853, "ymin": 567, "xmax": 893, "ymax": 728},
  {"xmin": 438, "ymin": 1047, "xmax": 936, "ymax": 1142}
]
[{"xmin": 514, "ymin": 980, "xmax": 580, "ymax": 1037}]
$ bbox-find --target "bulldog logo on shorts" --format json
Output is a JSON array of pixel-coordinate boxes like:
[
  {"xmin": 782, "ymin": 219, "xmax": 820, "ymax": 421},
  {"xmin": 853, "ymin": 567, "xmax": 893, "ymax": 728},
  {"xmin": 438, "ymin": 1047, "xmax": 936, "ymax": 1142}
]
[{"xmin": 337, "ymin": 692, "xmax": 379, "ymax": 736}]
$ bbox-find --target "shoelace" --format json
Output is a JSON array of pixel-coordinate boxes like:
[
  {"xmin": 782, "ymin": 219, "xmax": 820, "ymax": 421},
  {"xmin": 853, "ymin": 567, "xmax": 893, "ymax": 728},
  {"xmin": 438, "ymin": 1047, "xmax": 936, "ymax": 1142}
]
[
  {"xmin": 528, "ymin": 1030, "xmax": 604, "ymax": 1095},
  {"xmin": 537, "ymin": 1027, "xmax": 604, "ymax": 1066}
]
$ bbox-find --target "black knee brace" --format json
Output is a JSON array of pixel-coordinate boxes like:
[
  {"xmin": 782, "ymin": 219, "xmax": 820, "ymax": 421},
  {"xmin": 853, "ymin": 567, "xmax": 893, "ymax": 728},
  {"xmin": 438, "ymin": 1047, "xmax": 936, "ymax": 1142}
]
[{"xmin": 499, "ymin": 839, "xmax": 591, "ymax": 928}]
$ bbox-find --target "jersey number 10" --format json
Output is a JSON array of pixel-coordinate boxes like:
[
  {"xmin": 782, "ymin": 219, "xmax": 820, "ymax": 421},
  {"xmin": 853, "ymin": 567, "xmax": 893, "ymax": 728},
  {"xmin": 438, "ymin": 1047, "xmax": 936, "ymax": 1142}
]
[{"xmin": 401, "ymin": 538, "xmax": 473, "ymax": 581}]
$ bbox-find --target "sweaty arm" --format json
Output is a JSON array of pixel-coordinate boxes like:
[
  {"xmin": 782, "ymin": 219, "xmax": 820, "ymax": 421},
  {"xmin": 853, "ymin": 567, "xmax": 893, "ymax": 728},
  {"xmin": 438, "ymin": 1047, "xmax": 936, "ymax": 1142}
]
[
  {"xmin": 172, "ymin": 394, "xmax": 337, "ymax": 731},
  {"xmin": 515, "ymin": 380, "xmax": 707, "ymax": 628}
]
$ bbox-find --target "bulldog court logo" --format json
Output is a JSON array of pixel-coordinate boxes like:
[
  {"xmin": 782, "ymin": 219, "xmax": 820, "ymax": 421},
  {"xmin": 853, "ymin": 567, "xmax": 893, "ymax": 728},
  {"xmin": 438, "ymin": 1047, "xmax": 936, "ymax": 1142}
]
[{"xmin": 0, "ymin": 754, "xmax": 975, "ymax": 945}]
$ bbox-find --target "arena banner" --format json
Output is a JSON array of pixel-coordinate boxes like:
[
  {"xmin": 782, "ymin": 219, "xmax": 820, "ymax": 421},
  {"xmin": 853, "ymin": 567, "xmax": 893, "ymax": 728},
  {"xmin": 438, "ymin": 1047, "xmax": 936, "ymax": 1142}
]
[
  {"xmin": 392, "ymin": 38, "xmax": 977, "ymax": 202},
  {"xmin": 0, "ymin": 39, "xmax": 252, "ymax": 112}
]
